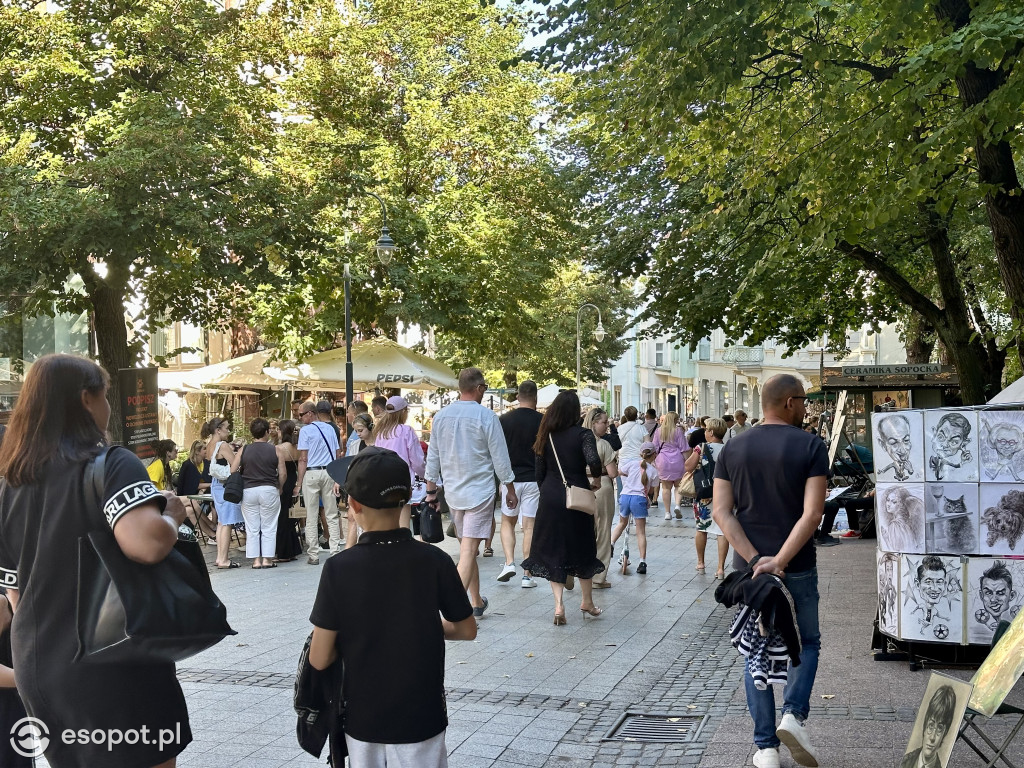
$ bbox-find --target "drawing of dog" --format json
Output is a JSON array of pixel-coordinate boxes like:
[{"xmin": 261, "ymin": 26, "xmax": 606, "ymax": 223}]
[{"xmin": 982, "ymin": 490, "xmax": 1024, "ymax": 551}]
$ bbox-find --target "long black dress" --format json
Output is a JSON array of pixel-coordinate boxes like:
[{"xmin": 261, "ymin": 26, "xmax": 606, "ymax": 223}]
[
  {"xmin": 275, "ymin": 459, "xmax": 302, "ymax": 560},
  {"xmin": 0, "ymin": 593, "xmax": 29, "ymax": 768},
  {"xmin": 522, "ymin": 426, "xmax": 605, "ymax": 582},
  {"xmin": 0, "ymin": 448, "xmax": 192, "ymax": 768}
]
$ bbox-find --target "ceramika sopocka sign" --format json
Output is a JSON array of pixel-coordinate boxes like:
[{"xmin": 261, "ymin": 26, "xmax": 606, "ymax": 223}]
[{"xmin": 118, "ymin": 367, "xmax": 159, "ymax": 460}]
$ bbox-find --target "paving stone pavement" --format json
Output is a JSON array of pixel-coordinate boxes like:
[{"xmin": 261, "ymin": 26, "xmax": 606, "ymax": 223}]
[{"xmin": 49, "ymin": 511, "xmax": 1024, "ymax": 767}]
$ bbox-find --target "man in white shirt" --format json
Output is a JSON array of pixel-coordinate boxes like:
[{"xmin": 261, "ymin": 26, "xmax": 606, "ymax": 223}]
[
  {"xmin": 296, "ymin": 401, "xmax": 343, "ymax": 564},
  {"xmin": 425, "ymin": 368, "xmax": 518, "ymax": 617},
  {"xmin": 728, "ymin": 409, "xmax": 752, "ymax": 441}
]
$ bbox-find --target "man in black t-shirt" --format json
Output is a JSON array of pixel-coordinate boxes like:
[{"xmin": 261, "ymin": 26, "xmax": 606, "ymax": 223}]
[
  {"xmin": 712, "ymin": 374, "xmax": 828, "ymax": 768},
  {"xmin": 309, "ymin": 448, "xmax": 476, "ymax": 765},
  {"xmin": 496, "ymin": 381, "xmax": 544, "ymax": 588}
]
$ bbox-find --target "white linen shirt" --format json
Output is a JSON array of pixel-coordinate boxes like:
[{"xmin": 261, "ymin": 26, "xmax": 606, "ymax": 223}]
[{"xmin": 424, "ymin": 400, "xmax": 515, "ymax": 510}]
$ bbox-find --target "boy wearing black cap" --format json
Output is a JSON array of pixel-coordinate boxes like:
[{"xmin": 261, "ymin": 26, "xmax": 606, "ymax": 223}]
[{"xmin": 308, "ymin": 447, "xmax": 477, "ymax": 766}]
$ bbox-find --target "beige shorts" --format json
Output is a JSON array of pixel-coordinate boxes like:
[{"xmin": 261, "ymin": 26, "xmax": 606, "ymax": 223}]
[{"xmin": 451, "ymin": 496, "xmax": 495, "ymax": 540}]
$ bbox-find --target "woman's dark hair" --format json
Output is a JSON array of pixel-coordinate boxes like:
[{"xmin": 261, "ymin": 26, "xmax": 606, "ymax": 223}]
[
  {"xmin": 200, "ymin": 420, "xmax": 214, "ymax": 441},
  {"xmin": 279, "ymin": 419, "xmax": 297, "ymax": 446},
  {"xmin": 533, "ymin": 390, "xmax": 582, "ymax": 455},
  {"xmin": 0, "ymin": 354, "xmax": 109, "ymax": 486},
  {"xmin": 151, "ymin": 439, "xmax": 177, "ymax": 487},
  {"xmin": 207, "ymin": 417, "xmax": 231, "ymax": 440},
  {"xmin": 250, "ymin": 418, "xmax": 270, "ymax": 439}
]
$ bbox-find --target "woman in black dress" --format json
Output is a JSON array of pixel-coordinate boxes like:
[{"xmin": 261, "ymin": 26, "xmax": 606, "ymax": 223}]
[
  {"xmin": 0, "ymin": 354, "xmax": 191, "ymax": 768},
  {"xmin": 522, "ymin": 390, "xmax": 605, "ymax": 625},
  {"xmin": 274, "ymin": 419, "xmax": 302, "ymax": 561}
]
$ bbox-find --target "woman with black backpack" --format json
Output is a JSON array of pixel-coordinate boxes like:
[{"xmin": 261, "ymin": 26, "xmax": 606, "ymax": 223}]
[{"xmin": 684, "ymin": 417, "xmax": 731, "ymax": 578}]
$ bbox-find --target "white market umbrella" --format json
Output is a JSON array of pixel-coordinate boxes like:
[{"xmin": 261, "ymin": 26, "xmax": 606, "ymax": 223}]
[
  {"xmin": 989, "ymin": 376, "xmax": 1024, "ymax": 404},
  {"xmin": 264, "ymin": 338, "xmax": 459, "ymax": 391},
  {"xmin": 160, "ymin": 349, "xmax": 277, "ymax": 391},
  {"xmin": 534, "ymin": 383, "xmax": 603, "ymax": 408}
]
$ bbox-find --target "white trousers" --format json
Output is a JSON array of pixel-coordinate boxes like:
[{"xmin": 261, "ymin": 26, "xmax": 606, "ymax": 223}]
[
  {"xmin": 344, "ymin": 730, "xmax": 447, "ymax": 768},
  {"xmin": 241, "ymin": 485, "xmax": 280, "ymax": 559}
]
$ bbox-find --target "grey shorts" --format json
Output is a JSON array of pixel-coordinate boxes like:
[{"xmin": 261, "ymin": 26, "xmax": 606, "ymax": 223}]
[{"xmin": 451, "ymin": 496, "xmax": 495, "ymax": 540}]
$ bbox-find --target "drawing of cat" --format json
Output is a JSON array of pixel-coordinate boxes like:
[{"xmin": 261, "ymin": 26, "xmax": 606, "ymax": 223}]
[{"xmin": 943, "ymin": 495, "xmax": 976, "ymax": 552}]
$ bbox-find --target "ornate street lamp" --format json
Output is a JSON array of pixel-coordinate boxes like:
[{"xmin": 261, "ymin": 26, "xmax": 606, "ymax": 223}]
[{"xmin": 576, "ymin": 303, "xmax": 606, "ymax": 392}]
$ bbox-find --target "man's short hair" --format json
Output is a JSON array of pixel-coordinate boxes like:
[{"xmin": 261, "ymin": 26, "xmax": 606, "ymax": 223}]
[
  {"xmin": 315, "ymin": 399, "xmax": 333, "ymax": 413},
  {"xmin": 371, "ymin": 395, "xmax": 388, "ymax": 411},
  {"xmin": 734, "ymin": 409, "xmax": 747, "ymax": 418},
  {"xmin": 760, "ymin": 374, "xmax": 804, "ymax": 411},
  {"xmin": 723, "ymin": 414, "xmax": 735, "ymax": 424},
  {"xmin": 518, "ymin": 380, "xmax": 538, "ymax": 401},
  {"xmin": 348, "ymin": 400, "xmax": 369, "ymax": 414},
  {"xmin": 917, "ymin": 555, "xmax": 947, "ymax": 581},
  {"xmin": 299, "ymin": 401, "xmax": 316, "ymax": 415},
  {"xmin": 982, "ymin": 560, "xmax": 1013, "ymax": 591},
  {"xmin": 935, "ymin": 412, "xmax": 971, "ymax": 440},
  {"xmin": 923, "ymin": 684, "xmax": 957, "ymax": 733},
  {"xmin": 459, "ymin": 367, "xmax": 486, "ymax": 392},
  {"xmin": 645, "ymin": 409, "xmax": 656, "ymax": 419}
]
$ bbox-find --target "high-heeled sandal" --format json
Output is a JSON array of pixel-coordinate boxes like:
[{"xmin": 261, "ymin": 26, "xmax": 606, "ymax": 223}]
[
  {"xmin": 580, "ymin": 605, "xmax": 603, "ymax": 618},
  {"xmin": 714, "ymin": 570, "xmax": 726, "ymax": 580},
  {"xmin": 695, "ymin": 563, "xmax": 706, "ymax": 573},
  {"xmin": 553, "ymin": 611, "xmax": 567, "ymax": 626}
]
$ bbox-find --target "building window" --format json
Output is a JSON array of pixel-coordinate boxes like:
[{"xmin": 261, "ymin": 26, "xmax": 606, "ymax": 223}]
[
  {"xmin": 655, "ymin": 342, "xmax": 665, "ymax": 368},
  {"xmin": 698, "ymin": 338, "xmax": 711, "ymax": 361}
]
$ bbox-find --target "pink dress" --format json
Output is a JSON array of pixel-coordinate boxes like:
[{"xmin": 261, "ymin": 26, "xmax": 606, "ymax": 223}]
[
  {"xmin": 373, "ymin": 424, "xmax": 426, "ymax": 482},
  {"xmin": 652, "ymin": 426, "xmax": 688, "ymax": 482}
]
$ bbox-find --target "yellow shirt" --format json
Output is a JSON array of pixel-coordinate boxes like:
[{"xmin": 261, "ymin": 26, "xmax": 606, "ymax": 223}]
[{"xmin": 147, "ymin": 459, "xmax": 167, "ymax": 490}]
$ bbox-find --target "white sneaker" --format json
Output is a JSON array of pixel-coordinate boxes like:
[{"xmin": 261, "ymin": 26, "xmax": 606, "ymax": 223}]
[
  {"xmin": 497, "ymin": 563, "xmax": 516, "ymax": 582},
  {"xmin": 664, "ymin": 512, "xmax": 672, "ymax": 521},
  {"xmin": 521, "ymin": 576, "xmax": 537, "ymax": 588},
  {"xmin": 776, "ymin": 713, "xmax": 819, "ymax": 767},
  {"xmin": 752, "ymin": 747, "xmax": 780, "ymax": 768}
]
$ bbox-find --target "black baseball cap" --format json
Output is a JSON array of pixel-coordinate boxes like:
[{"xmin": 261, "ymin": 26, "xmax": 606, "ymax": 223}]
[{"xmin": 325, "ymin": 447, "xmax": 412, "ymax": 509}]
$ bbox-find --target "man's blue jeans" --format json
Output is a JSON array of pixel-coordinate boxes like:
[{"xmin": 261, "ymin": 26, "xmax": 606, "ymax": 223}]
[{"xmin": 743, "ymin": 568, "xmax": 820, "ymax": 749}]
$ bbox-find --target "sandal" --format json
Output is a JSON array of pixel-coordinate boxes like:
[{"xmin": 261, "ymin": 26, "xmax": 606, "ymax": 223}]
[
  {"xmin": 580, "ymin": 605, "xmax": 603, "ymax": 618},
  {"xmin": 696, "ymin": 563, "xmax": 706, "ymax": 573},
  {"xmin": 482, "ymin": 547, "xmax": 494, "ymax": 557},
  {"xmin": 216, "ymin": 562, "xmax": 240, "ymax": 569},
  {"xmin": 714, "ymin": 570, "xmax": 726, "ymax": 580}
]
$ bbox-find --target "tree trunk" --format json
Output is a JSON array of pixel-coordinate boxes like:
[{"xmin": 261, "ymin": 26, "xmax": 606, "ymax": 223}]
[
  {"xmin": 935, "ymin": 0, "xmax": 1024, "ymax": 369},
  {"xmin": 503, "ymin": 368, "xmax": 519, "ymax": 402},
  {"xmin": 902, "ymin": 314, "xmax": 936, "ymax": 364},
  {"xmin": 88, "ymin": 274, "xmax": 133, "ymax": 444}
]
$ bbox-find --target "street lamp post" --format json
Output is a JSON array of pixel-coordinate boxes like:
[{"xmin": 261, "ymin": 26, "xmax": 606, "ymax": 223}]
[
  {"xmin": 344, "ymin": 192, "xmax": 398, "ymax": 414},
  {"xmin": 576, "ymin": 303, "xmax": 606, "ymax": 392}
]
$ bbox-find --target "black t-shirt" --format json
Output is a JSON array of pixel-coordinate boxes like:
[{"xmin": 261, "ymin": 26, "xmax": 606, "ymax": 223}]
[
  {"xmin": 714, "ymin": 424, "xmax": 829, "ymax": 573},
  {"xmin": 309, "ymin": 528, "xmax": 473, "ymax": 744},
  {"xmin": 176, "ymin": 458, "xmax": 211, "ymax": 496},
  {"xmin": 499, "ymin": 407, "xmax": 544, "ymax": 483}
]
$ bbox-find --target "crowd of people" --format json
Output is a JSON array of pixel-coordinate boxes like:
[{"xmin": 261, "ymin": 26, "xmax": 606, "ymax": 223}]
[{"xmin": 0, "ymin": 354, "xmax": 834, "ymax": 768}]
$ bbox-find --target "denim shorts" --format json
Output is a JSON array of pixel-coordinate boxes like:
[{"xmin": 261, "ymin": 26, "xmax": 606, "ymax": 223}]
[{"xmin": 619, "ymin": 494, "xmax": 649, "ymax": 519}]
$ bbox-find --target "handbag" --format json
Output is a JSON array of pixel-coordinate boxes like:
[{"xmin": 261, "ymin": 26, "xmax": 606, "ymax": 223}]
[
  {"xmin": 209, "ymin": 441, "xmax": 232, "ymax": 482},
  {"xmin": 75, "ymin": 449, "xmax": 236, "ymax": 664},
  {"xmin": 222, "ymin": 445, "xmax": 244, "ymax": 504},
  {"xmin": 678, "ymin": 471, "xmax": 696, "ymax": 498},
  {"xmin": 414, "ymin": 501, "xmax": 444, "ymax": 544},
  {"xmin": 549, "ymin": 434, "xmax": 597, "ymax": 516},
  {"xmin": 693, "ymin": 444, "xmax": 717, "ymax": 500}
]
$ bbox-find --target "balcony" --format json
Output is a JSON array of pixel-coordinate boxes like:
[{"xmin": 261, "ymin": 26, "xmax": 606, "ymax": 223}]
[{"xmin": 722, "ymin": 346, "xmax": 765, "ymax": 367}]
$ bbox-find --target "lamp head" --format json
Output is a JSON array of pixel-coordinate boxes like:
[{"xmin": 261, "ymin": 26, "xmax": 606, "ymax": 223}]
[
  {"xmin": 375, "ymin": 226, "xmax": 396, "ymax": 265},
  {"xmin": 594, "ymin": 321, "xmax": 606, "ymax": 343}
]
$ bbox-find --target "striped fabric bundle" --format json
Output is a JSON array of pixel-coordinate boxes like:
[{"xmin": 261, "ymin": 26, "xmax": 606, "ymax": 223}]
[{"xmin": 729, "ymin": 604, "xmax": 791, "ymax": 690}]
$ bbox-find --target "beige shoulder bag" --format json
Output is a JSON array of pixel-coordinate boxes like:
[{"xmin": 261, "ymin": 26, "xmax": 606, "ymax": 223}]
[{"xmin": 550, "ymin": 434, "xmax": 597, "ymax": 516}]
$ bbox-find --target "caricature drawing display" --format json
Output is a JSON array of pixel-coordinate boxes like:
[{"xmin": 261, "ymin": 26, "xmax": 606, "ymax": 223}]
[
  {"xmin": 878, "ymin": 551, "xmax": 900, "ymax": 636},
  {"xmin": 978, "ymin": 484, "xmax": 1024, "ymax": 556},
  {"xmin": 979, "ymin": 412, "xmax": 1024, "ymax": 482},
  {"xmin": 925, "ymin": 410, "xmax": 979, "ymax": 482},
  {"xmin": 877, "ymin": 483, "xmax": 926, "ymax": 554},
  {"xmin": 966, "ymin": 557, "xmax": 1024, "ymax": 644},
  {"xmin": 901, "ymin": 673, "xmax": 973, "ymax": 768},
  {"xmin": 924, "ymin": 483, "xmax": 978, "ymax": 555},
  {"xmin": 873, "ymin": 411, "xmax": 925, "ymax": 483},
  {"xmin": 900, "ymin": 554, "xmax": 963, "ymax": 643}
]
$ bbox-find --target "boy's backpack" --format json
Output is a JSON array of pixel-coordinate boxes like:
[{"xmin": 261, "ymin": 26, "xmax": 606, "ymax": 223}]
[{"xmin": 694, "ymin": 444, "xmax": 717, "ymax": 500}]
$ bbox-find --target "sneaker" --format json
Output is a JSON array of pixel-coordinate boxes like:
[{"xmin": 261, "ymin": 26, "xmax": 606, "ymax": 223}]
[
  {"xmin": 497, "ymin": 564, "xmax": 516, "ymax": 582},
  {"xmin": 841, "ymin": 530, "xmax": 862, "ymax": 539},
  {"xmin": 521, "ymin": 576, "xmax": 537, "ymax": 589},
  {"xmin": 472, "ymin": 596, "xmax": 489, "ymax": 618},
  {"xmin": 664, "ymin": 512, "xmax": 672, "ymax": 521},
  {"xmin": 776, "ymin": 713, "xmax": 819, "ymax": 767},
  {"xmin": 674, "ymin": 507, "xmax": 683, "ymax": 519},
  {"xmin": 752, "ymin": 747, "xmax": 780, "ymax": 768},
  {"xmin": 637, "ymin": 561, "xmax": 647, "ymax": 574},
  {"xmin": 307, "ymin": 556, "xmax": 320, "ymax": 565},
  {"xmin": 814, "ymin": 534, "xmax": 840, "ymax": 547}
]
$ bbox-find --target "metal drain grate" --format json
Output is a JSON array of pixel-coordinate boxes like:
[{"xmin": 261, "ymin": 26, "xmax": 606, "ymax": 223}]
[{"xmin": 603, "ymin": 711, "xmax": 708, "ymax": 743}]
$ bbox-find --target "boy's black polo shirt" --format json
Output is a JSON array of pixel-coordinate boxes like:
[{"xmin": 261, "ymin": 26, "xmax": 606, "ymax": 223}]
[{"xmin": 310, "ymin": 528, "xmax": 473, "ymax": 744}]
